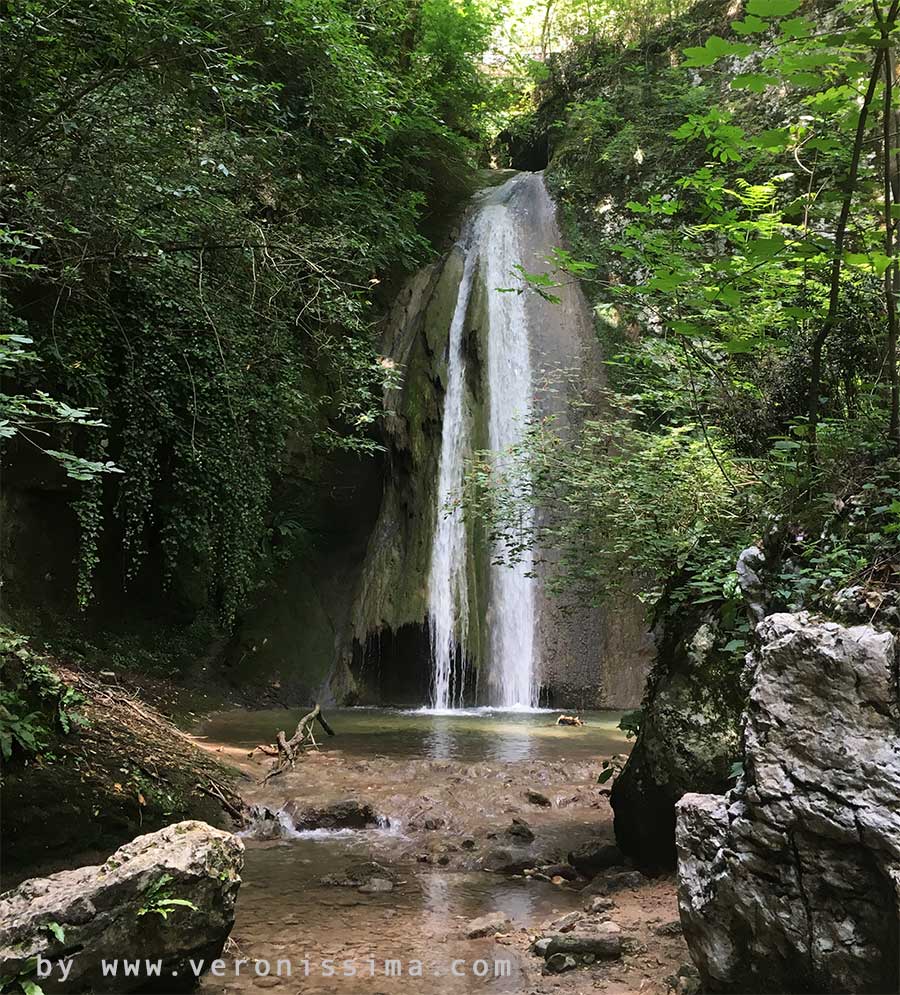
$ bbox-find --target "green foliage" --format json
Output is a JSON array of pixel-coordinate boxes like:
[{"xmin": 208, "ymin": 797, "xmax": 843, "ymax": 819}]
[
  {"xmin": 137, "ymin": 874, "xmax": 200, "ymax": 920},
  {"xmin": 597, "ymin": 754, "xmax": 626, "ymax": 783},
  {"xmin": 618, "ymin": 709, "xmax": 643, "ymax": 740},
  {"xmin": 476, "ymin": 0, "xmax": 900, "ymax": 657},
  {"xmin": 0, "ymin": 628, "xmax": 86, "ymax": 761},
  {"xmin": 0, "ymin": 961, "xmax": 45, "ymax": 995},
  {"xmin": 1, "ymin": 0, "xmax": 499, "ymax": 622},
  {"xmin": 0, "ymin": 329, "xmax": 121, "ymax": 483}
]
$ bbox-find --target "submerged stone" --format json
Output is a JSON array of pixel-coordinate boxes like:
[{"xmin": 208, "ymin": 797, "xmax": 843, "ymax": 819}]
[
  {"xmin": 465, "ymin": 912, "xmax": 512, "ymax": 938},
  {"xmin": 284, "ymin": 798, "xmax": 379, "ymax": 830}
]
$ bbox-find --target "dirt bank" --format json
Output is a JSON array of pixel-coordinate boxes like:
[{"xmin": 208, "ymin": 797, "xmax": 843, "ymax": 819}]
[{"xmin": 1, "ymin": 641, "xmax": 244, "ymax": 880}]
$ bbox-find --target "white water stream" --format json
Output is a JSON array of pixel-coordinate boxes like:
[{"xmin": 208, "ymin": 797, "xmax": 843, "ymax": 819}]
[{"xmin": 427, "ymin": 176, "xmax": 538, "ymax": 710}]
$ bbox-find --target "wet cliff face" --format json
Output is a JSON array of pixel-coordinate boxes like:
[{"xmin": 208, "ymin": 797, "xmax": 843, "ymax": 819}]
[
  {"xmin": 343, "ymin": 173, "xmax": 653, "ymax": 708},
  {"xmin": 514, "ymin": 173, "xmax": 654, "ymax": 709}
]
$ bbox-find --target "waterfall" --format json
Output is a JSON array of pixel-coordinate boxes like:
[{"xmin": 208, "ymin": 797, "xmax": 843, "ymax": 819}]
[
  {"xmin": 426, "ymin": 176, "xmax": 538, "ymax": 710},
  {"xmin": 427, "ymin": 234, "xmax": 478, "ymax": 711},
  {"xmin": 482, "ymin": 203, "xmax": 537, "ymax": 709}
]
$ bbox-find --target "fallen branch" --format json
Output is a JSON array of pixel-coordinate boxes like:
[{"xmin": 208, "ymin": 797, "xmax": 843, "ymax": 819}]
[
  {"xmin": 259, "ymin": 703, "xmax": 335, "ymax": 784},
  {"xmin": 196, "ymin": 778, "xmax": 247, "ymax": 825},
  {"xmin": 247, "ymin": 743, "xmax": 279, "ymax": 759}
]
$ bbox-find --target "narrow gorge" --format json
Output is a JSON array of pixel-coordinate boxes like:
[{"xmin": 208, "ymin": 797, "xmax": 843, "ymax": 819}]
[{"xmin": 2, "ymin": 2, "xmax": 899, "ymax": 994}]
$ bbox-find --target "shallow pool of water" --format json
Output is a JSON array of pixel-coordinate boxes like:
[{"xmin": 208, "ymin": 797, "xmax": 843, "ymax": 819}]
[{"xmin": 195, "ymin": 707, "xmax": 627, "ymax": 763}]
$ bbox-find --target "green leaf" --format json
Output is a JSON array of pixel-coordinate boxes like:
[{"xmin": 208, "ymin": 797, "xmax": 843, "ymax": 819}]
[
  {"xmin": 745, "ymin": 236, "xmax": 785, "ymax": 261},
  {"xmin": 157, "ymin": 898, "xmax": 199, "ymax": 910},
  {"xmin": 787, "ymin": 72, "xmax": 824, "ymax": 89},
  {"xmin": 731, "ymin": 15, "xmax": 767, "ymax": 34},
  {"xmin": 845, "ymin": 251, "xmax": 894, "ymax": 276},
  {"xmin": 683, "ymin": 36, "xmax": 755, "ymax": 68},
  {"xmin": 44, "ymin": 922, "xmax": 65, "ymax": 943},
  {"xmin": 751, "ymin": 127, "xmax": 791, "ymax": 150},
  {"xmin": 746, "ymin": 0, "xmax": 801, "ymax": 15},
  {"xmin": 779, "ymin": 16, "xmax": 812, "ymax": 37},
  {"xmin": 733, "ymin": 73, "xmax": 780, "ymax": 92}
]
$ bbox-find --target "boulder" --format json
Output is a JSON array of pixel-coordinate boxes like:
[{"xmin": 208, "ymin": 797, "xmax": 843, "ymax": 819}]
[
  {"xmin": 320, "ymin": 860, "xmax": 399, "ymax": 888},
  {"xmin": 567, "ymin": 842, "xmax": 624, "ymax": 877},
  {"xmin": 611, "ymin": 611, "xmax": 742, "ymax": 870},
  {"xmin": 284, "ymin": 798, "xmax": 379, "ymax": 830},
  {"xmin": 545, "ymin": 921, "xmax": 622, "ymax": 958},
  {"xmin": 676, "ymin": 613, "xmax": 900, "ymax": 994},
  {"xmin": 506, "ymin": 817, "xmax": 535, "ymax": 843},
  {"xmin": 480, "ymin": 848, "xmax": 534, "ymax": 874},
  {"xmin": 525, "ymin": 789, "xmax": 552, "ymax": 808},
  {"xmin": 539, "ymin": 862, "xmax": 579, "ymax": 881},
  {"xmin": 464, "ymin": 912, "xmax": 512, "ymax": 938},
  {"xmin": 0, "ymin": 821, "xmax": 243, "ymax": 993},
  {"xmin": 581, "ymin": 869, "xmax": 644, "ymax": 895}
]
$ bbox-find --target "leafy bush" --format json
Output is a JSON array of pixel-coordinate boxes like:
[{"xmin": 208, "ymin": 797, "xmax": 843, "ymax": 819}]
[
  {"xmin": 0, "ymin": 628, "xmax": 86, "ymax": 761},
  {"xmin": 1, "ymin": 0, "xmax": 499, "ymax": 622}
]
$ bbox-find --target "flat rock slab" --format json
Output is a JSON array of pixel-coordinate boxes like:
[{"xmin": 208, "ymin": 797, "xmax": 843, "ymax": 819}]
[
  {"xmin": 465, "ymin": 912, "xmax": 512, "ymax": 938},
  {"xmin": 0, "ymin": 821, "xmax": 243, "ymax": 993}
]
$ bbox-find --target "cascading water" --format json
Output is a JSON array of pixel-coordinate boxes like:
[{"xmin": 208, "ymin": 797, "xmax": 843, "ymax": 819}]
[
  {"xmin": 482, "ymin": 203, "xmax": 537, "ymax": 709},
  {"xmin": 426, "ymin": 176, "xmax": 538, "ymax": 710},
  {"xmin": 427, "ymin": 233, "xmax": 478, "ymax": 711}
]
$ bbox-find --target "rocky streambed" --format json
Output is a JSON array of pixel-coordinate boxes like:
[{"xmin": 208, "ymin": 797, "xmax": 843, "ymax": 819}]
[{"xmin": 185, "ymin": 710, "xmax": 693, "ymax": 995}]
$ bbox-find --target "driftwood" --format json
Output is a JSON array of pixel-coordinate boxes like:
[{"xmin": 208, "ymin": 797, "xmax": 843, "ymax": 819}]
[
  {"xmin": 556, "ymin": 714, "xmax": 584, "ymax": 727},
  {"xmin": 260, "ymin": 703, "xmax": 335, "ymax": 784},
  {"xmin": 247, "ymin": 743, "xmax": 279, "ymax": 759},
  {"xmin": 196, "ymin": 778, "xmax": 247, "ymax": 825}
]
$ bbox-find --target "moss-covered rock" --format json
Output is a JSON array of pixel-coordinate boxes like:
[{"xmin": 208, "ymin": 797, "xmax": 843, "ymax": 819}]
[{"xmin": 611, "ymin": 608, "xmax": 743, "ymax": 871}]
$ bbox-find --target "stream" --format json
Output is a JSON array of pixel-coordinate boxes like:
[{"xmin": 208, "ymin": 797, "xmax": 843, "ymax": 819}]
[{"xmin": 193, "ymin": 708, "xmax": 650, "ymax": 994}]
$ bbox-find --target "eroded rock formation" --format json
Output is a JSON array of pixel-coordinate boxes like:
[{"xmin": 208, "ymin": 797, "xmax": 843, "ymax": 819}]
[{"xmin": 676, "ymin": 613, "xmax": 900, "ymax": 994}]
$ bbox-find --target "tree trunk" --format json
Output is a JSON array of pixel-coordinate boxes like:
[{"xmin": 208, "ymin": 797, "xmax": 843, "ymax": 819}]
[{"xmin": 808, "ymin": 40, "xmax": 887, "ymax": 466}]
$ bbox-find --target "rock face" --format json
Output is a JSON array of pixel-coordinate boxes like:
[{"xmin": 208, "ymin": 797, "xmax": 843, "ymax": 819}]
[
  {"xmin": 611, "ymin": 609, "xmax": 742, "ymax": 870},
  {"xmin": 676, "ymin": 613, "xmax": 900, "ymax": 994},
  {"xmin": 0, "ymin": 821, "xmax": 243, "ymax": 993}
]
